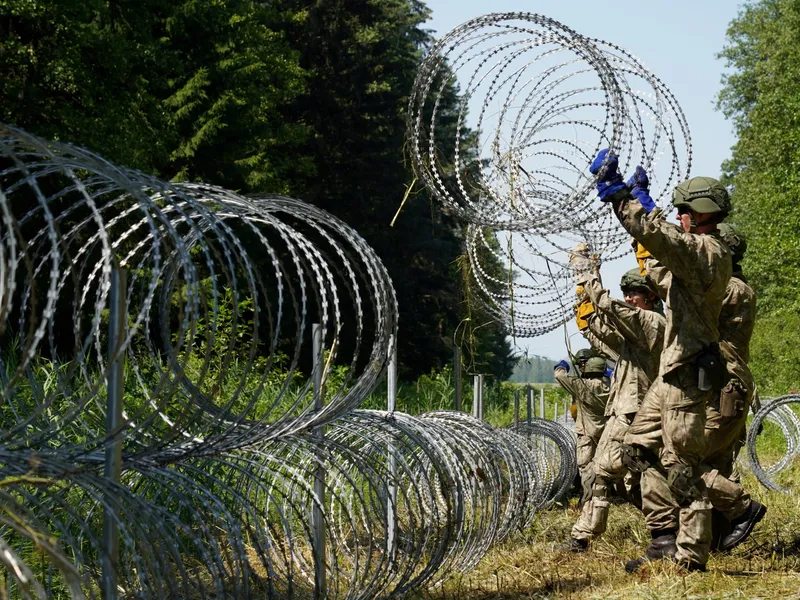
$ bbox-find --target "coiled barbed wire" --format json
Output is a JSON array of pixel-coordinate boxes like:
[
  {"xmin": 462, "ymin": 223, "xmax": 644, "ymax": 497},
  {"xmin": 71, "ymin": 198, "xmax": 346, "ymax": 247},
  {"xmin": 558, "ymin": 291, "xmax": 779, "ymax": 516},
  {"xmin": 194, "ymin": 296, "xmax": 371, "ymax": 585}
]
[
  {"xmin": 509, "ymin": 417, "xmax": 578, "ymax": 506},
  {"xmin": 407, "ymin": 13, "xmax": 691, "ymax": 336},
  {"xmin": 746, "ymin": 395, "xmax": 800, "ymax": 494},
  {"xmin": 0, "ymin": 123, "xmax": 579, "ymax": 598},
  {"xmin": 0, "ymin": 124, "xmax": 398, "ymax": 464}
]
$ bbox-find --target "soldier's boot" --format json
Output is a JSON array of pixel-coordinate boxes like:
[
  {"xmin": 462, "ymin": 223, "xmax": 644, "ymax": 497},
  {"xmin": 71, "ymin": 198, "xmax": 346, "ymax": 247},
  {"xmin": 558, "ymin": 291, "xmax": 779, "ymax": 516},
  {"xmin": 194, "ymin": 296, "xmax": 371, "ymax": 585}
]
[
  {"xmin": 624, "ymin": 529, "xmax": 677, "ymax": 573},
  {"xmin": 710, "ymin": 508, "xmax": 732, "ymax": 552},
  {"xmin": 720, "ymin": 501, "xmax": 767, "ymax": 552},
  {"xmin": 556, "ymin": 538, "xmax": 589, "ymax": 553}
]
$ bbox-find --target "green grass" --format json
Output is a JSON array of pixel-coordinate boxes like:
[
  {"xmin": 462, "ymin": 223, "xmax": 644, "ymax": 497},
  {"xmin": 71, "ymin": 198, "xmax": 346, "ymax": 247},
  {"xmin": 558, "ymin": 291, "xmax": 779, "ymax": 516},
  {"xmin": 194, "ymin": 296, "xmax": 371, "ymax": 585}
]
[
  {"xmin": 417, "ymin": 467, "xmax": 800, "ymax": 599},
  {"xmin": 411, "ymin": 404, "xmax": 800, "ymax": 599}
]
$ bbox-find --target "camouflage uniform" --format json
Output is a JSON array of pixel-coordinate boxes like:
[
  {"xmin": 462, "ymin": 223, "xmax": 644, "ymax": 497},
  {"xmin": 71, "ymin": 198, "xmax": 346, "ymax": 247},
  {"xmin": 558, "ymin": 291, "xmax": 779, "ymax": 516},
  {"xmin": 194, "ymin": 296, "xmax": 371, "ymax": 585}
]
[
  {"xmin": 644, "ymin": 259, "xmax": 757, "ymax": 523},
  {"xmin": 610, "ymin": 196, "xmax": 732, "ymax": 566},
  {"xmin": 571, "ymin": 271, "xmax": 665, "ymax": 542},
  {"xmin": 583, "ymin": 327, "xmax": 621, "ymax": 363},
  {"xmin": 702, "ymin": 274, "xmax": 756, "ymax": 521},
  {"xmin": 554, "ymin": 366, "xmax": 610, "ymax": 492}
]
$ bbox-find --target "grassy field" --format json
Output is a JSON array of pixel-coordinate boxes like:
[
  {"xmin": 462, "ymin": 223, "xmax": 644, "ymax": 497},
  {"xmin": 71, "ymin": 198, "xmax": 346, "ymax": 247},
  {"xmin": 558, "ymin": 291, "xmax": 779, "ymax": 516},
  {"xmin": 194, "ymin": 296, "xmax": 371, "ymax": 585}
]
[
  {"xmin": 419, "ymin": 469, "xmax": 800, "ymax": 599},
  {"xmin": 412, "ymin": 401, "xmax": 800, "ymax": 599}
]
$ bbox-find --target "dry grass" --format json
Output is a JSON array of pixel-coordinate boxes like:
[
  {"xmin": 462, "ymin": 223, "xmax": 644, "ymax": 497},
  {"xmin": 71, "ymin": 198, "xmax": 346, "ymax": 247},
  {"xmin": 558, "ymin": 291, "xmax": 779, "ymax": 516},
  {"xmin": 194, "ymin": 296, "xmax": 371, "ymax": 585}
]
[{"xmin": 419, "ymin": 470, "xmax": 800, "ymax": 599}]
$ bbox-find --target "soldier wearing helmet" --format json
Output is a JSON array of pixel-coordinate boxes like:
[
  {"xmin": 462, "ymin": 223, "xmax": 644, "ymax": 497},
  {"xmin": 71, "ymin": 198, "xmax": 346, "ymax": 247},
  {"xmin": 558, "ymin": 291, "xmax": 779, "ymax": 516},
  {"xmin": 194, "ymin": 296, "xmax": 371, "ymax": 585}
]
[
  {"xmin": 638, "ymin": 222, "xmax": 765, "ymax": 555},
  {"xmin": 703, "ymin": 223, "xmax": 764, "ymax": 551},
  {"xmin": 554, "ymin": 349, "xmax": 610, "ymax": 507},
  {"xmin": 559, "ymin": 256, "xmax": 665, "ymax": 554},
  {"xmin": 590, "ymin": 151, "xmax": 732, "ymax": 572}
]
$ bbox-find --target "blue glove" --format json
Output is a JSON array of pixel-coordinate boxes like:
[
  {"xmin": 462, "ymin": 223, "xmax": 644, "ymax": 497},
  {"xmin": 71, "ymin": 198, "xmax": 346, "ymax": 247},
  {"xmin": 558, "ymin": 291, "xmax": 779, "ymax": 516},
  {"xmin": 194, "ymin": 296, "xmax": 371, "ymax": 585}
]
[
  {"xmin": 604, "ymin": 366, "xmax": 614, "ymax": 379},
  {"xmin": 554, "ymin": 360, "xmax": 570, "ymax": 372},
  {"xmin": 589, "ymin": 149, "xmax": 626, "ymax": 201},
  {"xmin": 626, "ymin": 165, "xmax": 655, "ymax": 213}
]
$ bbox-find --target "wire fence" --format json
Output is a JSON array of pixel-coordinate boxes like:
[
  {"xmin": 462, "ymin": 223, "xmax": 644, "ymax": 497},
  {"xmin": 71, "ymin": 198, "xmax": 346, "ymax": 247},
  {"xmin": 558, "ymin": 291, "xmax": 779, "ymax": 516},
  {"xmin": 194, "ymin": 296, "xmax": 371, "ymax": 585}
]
[{"xmin": 0, "ymin": 123, "xmax": 577, "ymax": 598}]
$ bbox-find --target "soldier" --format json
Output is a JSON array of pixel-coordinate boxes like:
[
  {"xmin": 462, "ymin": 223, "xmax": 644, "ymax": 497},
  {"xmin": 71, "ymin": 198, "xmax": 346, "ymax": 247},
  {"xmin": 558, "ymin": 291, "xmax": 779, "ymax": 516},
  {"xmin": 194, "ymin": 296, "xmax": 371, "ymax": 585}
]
[
  {"xmin": 558, "ymin": 264, "xmax": 665, "ymax": 553},
  {"xmin": 639, "ymin": 223, "xmax": 766, "ymax": 554},
  {"xmin": 569, "ymin": 348, "xmax": 595, "ymax": 422},
  {"xmin": 695, "ymin": 223, "xmax": 765, "ymax": 550},
  {"xmin": 554, "ymin": 353, "xmax": 610, "ymax": 506},
  {"xmin": 591, "ymin": 150, "xmax": 732, "ymax": 572}
]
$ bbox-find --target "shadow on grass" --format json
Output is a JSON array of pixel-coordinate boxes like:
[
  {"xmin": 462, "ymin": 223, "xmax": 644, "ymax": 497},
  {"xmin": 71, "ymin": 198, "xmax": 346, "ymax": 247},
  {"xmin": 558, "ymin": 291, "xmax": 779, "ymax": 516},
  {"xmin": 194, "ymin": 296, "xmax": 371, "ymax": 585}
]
[{"xmin": 424, "ymin": 575, "xmax": 596, "ymax": 599}]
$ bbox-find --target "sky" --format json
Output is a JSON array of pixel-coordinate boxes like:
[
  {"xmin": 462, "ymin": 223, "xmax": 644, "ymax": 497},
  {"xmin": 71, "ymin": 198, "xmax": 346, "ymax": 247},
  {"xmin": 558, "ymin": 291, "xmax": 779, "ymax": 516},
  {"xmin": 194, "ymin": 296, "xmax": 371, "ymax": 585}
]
[{"xmin": 420, "ymin": 0, "xmax": 744, "ymax": 362}]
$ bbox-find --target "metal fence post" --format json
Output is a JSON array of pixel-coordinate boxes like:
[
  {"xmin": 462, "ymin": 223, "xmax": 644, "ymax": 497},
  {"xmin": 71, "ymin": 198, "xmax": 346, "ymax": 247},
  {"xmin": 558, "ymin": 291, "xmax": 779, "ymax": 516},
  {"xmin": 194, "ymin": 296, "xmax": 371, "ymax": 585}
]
[
  {"xmin": 477, "ymin": 374, "xmax": 484, "ymax": 420},
  {"xmin": 386, "ymin": 334, "xmax": 398, "ymax": 561},
  {"xmin": 312, "ymin": 324, "xmax": 327, "ymax": 599},
  {"xmin": 539, "ymin": 388, "xmax": 545, "ymax": 419},
  {"xmin": 103, "ymin": 265, "xmax": 126, "ymax": 600},
  {"xmin": 526, "ymin": 387, "xmax": 533, "ymax": 426},
  {"xmin": 513, "ymin": 389, "xmax": 520, "ymax": 428},
  {"xmin": 472, "ymin": 375, "xmax": 479, "ymax": 418},
  {"xmin": 454, "ymin": 346, "xmax": 462, "ymax": 411}
]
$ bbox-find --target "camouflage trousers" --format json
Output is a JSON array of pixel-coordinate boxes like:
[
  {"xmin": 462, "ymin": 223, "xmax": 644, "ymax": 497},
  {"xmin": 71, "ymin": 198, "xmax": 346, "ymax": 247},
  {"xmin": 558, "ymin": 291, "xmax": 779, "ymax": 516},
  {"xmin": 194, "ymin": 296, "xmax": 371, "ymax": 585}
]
[
  {"xmin": 572, "ymin": 412, "xmax": 636, "ymax": 541},
  {"xmin": 576, "ymin": 433, "xmax": 598, "ymax": 505},
  {"xmin": 622, "ymin": 365, "xmax": 751, "ymax": 564},
  {"xmin": 702, "ymin": 399, "xmax": 751, "ymax": 520}
]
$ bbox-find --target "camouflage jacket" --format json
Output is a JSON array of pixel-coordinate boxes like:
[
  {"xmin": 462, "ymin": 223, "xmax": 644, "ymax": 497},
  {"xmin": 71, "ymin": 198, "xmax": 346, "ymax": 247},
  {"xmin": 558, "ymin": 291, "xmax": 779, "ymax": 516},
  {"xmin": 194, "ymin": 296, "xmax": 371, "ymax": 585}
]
[
  {"xmin": 645, "ymin": 258, "xmax": 758, "ymax": 407},
  {"xmin": 583, "ymin": 325, "xmax": 622, "ymax": 362},
  {"xmin": 554, "ymin": 367, "xmax": 609, "ymax": 442},
  {"xmin": 611, "ymin": 194, "xmax": 732, "ymax": 376},
  {"xmin": 720, "ymin": 275, "xmax": 757, "ymax": 405},
  {"xmin": 578, "ymin": 272, "xmax": 665, "ymax": 417},
  {"xmin": 719, "ymin": 275, "xmax": 756, "ymax": 364}
]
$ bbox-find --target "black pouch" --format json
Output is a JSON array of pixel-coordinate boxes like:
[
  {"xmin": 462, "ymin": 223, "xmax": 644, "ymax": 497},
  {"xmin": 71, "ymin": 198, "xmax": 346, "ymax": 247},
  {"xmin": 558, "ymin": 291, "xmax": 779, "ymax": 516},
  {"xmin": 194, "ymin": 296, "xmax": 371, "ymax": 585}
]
[
  {"xmin": 695, "ymin": 342, "xmax": 729, "ymax": 392},
  {"xmin": 720, "ymin": 379, "xmax": 747, "ymax": 417}
]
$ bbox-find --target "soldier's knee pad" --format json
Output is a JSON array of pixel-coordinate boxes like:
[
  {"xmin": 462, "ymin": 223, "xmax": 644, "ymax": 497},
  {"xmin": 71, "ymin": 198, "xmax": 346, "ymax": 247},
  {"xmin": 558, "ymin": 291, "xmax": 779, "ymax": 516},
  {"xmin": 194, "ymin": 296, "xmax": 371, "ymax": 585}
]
[
  {"xmin": 667, "ymin": 464, "xmax": 701, "ymax": 506},
  {"xmin": 620, "ymin": 444, "xmax": 653, "ymax": 474}
]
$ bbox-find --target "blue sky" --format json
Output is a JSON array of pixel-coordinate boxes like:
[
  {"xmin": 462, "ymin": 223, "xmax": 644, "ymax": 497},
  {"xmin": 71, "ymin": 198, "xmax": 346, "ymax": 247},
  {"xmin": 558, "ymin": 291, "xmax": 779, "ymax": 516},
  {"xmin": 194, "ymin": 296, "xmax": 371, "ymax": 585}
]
[{"xmin": 421, "ymin": 0, "xmax": 745, "ymax": 361}]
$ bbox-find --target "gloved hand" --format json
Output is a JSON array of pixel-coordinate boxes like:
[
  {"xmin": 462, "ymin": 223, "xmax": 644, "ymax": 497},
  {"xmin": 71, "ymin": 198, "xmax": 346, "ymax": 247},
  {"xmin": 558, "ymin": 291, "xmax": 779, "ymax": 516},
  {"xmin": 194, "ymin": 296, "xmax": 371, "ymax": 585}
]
[
  {"xmin": 605, "ymin": 366, "xmax": 614, "ymax": 379},
  {"xmin": 554, "ymin": 360, "xmax": 570, "ymax": 372},
  {"xmin": 589, "ymin": 149, "xmax": 626, "ymax": 201},
  {"xmin": 568, "ymin": 243, "xmax": 600, "ymax": 284},
  {"xmin": 626, "ymin": 165, "xmax": 656, "ymax": 213}
]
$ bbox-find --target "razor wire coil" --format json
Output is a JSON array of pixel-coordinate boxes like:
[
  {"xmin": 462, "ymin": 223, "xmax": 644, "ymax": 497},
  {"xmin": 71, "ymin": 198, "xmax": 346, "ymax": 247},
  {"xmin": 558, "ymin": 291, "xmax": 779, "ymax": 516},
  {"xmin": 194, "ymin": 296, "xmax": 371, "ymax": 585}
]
[
  {"xmin": 407, "ymin": 13, "xmax": 692, "ymax": 337},
  {"xmin": 0, "ymin": 123, "xmax": 578, "ymax": 598},
  {"xmin": 746, "ymin": 395, "xmax": 800, "ymax": 494}
]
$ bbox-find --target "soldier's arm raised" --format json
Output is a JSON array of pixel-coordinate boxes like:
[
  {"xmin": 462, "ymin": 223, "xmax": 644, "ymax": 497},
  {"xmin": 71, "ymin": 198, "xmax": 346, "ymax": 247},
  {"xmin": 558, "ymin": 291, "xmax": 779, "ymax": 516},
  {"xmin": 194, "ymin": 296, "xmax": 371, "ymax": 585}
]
[
  {"xmin": 584, "ymin": 311, "xmax": 623, "ymax": 360},
  {"xmin": 579, "ymin": 270, "xmax": 649, "ymax": 350}
]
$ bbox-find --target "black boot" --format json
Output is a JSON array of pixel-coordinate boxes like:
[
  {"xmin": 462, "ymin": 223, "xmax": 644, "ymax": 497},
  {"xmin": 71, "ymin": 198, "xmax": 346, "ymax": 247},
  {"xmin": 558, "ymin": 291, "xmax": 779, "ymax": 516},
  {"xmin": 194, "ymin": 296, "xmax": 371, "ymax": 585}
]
[
  {"xmin": 625, "ymin": 529, "xmax": 677, "ymax": 573},
  {"xmin": 556, "ymin": 537, "xmax": 589, "ymax": 553},
  {"xmin": 720, "ymin": 501, "xmax": 767, "ymax": 552},
  {"xmin": 710, "ymin": 508, "xmax": 732, "ymax": 552}
]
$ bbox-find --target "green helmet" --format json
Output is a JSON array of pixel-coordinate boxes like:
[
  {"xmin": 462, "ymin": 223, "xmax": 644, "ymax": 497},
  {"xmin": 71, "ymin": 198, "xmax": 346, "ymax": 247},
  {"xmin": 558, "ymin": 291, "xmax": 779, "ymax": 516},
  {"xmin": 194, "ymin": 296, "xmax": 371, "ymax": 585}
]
[
  {"xmin": 583, "ymin": 356, "xmax": 607, "ymax": 374},
  {"xmin": 672, "ymin": 177, "xmax": 731, "ymax": 215},
  {"xmin": 620, "ymin": 268, "xmax": 652, "ymax": 293},
  {"xmin": 717, "ymin": 222, "xmax": 747, "ymax": 262},
  {"xmin": 575, "ymin": 348, "xmax": 594, "ymax": 361}
]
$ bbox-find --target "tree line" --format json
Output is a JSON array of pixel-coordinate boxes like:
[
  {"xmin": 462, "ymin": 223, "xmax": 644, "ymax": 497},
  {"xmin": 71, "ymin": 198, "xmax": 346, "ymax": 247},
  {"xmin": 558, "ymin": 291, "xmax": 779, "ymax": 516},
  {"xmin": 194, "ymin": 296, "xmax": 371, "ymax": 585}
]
[
  {"xmin": 0, "ymin": 0, "xmax": 515, "ymax": 381},
  {"xmin": 508, "ymin": 356, "xmax": 557, "ymax": 384},
  {"xmin": 717, "ymin": 0, "xmax": 800, "ymax": 394}
]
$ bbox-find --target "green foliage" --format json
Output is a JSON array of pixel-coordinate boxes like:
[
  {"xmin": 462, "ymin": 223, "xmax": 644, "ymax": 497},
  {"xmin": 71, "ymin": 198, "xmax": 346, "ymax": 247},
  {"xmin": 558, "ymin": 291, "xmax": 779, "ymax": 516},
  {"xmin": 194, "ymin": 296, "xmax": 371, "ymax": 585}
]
[
  {"xmin": 718, "ymin": 0, "xmax": 800, "ymax": 392},
  {"xmin": 0, "ymin": 0, "xmax": 309, "ymax": 187},
  {"xmin": 0, "ymin": 0, "xmax": 516, "ymax": 381},
  {"xmin": 748, "ymin": 310, "xmax": 800, "ymax": 395}
]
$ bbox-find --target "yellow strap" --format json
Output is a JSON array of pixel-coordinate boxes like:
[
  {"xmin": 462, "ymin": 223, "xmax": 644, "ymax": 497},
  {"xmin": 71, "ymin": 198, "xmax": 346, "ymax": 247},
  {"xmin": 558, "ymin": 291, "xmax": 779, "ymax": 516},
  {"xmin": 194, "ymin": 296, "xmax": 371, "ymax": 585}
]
[
  {"xmin": 634, "ymin": 240, "xmax": 651, "ymax": 277},
  {"xmin": 575, "ymin": 298, "xmax": 594, "ymax": 331}
]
